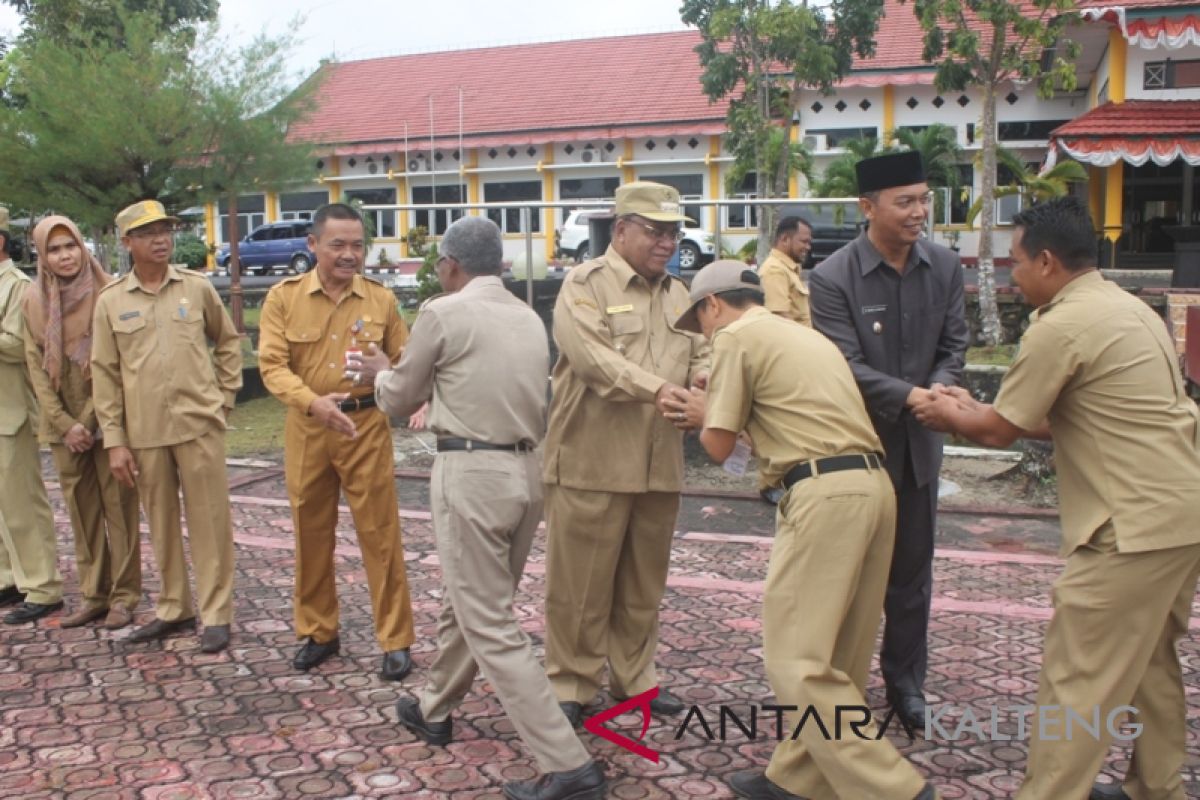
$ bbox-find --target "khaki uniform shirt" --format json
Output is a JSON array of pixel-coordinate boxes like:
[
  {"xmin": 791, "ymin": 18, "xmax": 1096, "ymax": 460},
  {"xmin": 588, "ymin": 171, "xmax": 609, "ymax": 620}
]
[
  {"xmin": 0, "ymin": 260, "xmax": 36, "ymax": 436},
  {"xmin": 994, "ymin": 271, "xmax": 1200, "ymax": 556},
  {"xmin": 375, "ymin": 275, "xmax": 548, "ymax": 444},
  {"xmin": 705, "ymin": 307, "xmax": 882, "ymax": 486},
  {"xmin": 543, "ymin": 246, "xmax": 709, "ymax": 493},
  {"xmin": 24, "ymin": 327, "xmax": 95, "ymax": 444},
  {"xmin": 92, "ymin": 265, "xmax": 243, "ymax": 449},
  {"xmin": 758, "ymin": 248, "xmax": 811, "ymax": 326},
  {"xmin": 259, "ymin": 270, "xmax": 408, "ymax": 414}
]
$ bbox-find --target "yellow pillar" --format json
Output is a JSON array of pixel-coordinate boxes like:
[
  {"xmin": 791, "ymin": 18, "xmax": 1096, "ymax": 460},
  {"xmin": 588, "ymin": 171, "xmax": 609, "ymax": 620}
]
[
  {"xmin": 325, "ymin": 156, "xmax": 341, "ymax": 202},
  {"xmin": 265, "ymin": 191, "xmax": 278, "ymax": 223},
  {"xmin": 622, "ymin": 140, "xmax": 635, "ymax": 184},
  {"xmin": 394, "ymin": 169, "xmax": 409, "ymax": 257},
  {"xmin": 1088, "ymin": 166, "xmax": 1104, "ymax": 235},
  {"xmin": 789, "ymin": 125, "xmax": 800, "ymax": 198},
  {"xmin": 1103, "ymin": 162, "xmax": 1124, "ymax": 247},
  {"xmin": 542, "ymin": 144, "xmax": 556, "ymax": 263},
  {"xmin": 1108, "ymin": 28, "xmax": 1127, "ymax": 103},
  {"xmin": 204, "ymin": 201, "xmax": 217, "ymax": 272},
  {"xmin": 465, "ymin": 149, "xmax": 480, "ymax": 215},
  {"xmin": 708, "ymin": 136, "xmax": 721, "ymax": 232},
  {"xmin": 882, "ymin": 85, "xmax": 896, "ymax": 143}
]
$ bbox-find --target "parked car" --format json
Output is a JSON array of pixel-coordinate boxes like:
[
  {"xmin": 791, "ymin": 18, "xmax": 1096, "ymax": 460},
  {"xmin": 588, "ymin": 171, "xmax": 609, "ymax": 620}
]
[
  {"xmin": 775, "ymin": 202, "xmax": 865, "ymax": 268},
  {"xmin": 216, "ymin": 220, "xmax": 315, "ymax": 276},
  {"xmin": 555, "ymin": 209, "xmax": 716, "ymax": 269}
]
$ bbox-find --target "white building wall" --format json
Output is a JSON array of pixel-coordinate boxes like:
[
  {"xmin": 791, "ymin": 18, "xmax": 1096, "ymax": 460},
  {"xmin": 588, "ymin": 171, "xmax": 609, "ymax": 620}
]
[{"xmin": 1126, "ymin": 42, "xmax": 1200, "ymax": 100}]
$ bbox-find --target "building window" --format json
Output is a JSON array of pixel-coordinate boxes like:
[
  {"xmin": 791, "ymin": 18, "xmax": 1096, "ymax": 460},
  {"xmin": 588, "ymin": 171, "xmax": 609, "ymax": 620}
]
[
  {"xmin": 559, "ymin": 177, "xmax": 620, "ymax": 224},
  {"xmin": 411, "ymin": 184, "xmax": 465, "ymax": 236},
  {"xmin": 279, "ymin": 190, "xmax": 327, "ymax": 221},
  {"xmin": 1144, "ymin": 61, "xmax": 1167, "ymax": 89},
  {"xmin": 344, "ymin": 187, "xmax": 397, "ymax": 238},
  {"xmin": 997, "ymin": 120, "xmax": 1071, "ymax": 142},
  {"xmin": 484, "ymin": 181, "xmax": 542, "ymax": 233},
  {"xmin": 642, "ymin": 174, "xmax": 704, "ymax": 225},
  {"xmin": 995, "ymin": 162, "xmax": 1038, "ymax": 225},
  {"xmin": 1144, "ymin": 59, "xmax": 1200, "ymax": 90},
  {"xmin": 805, "ymin": 127, "xmax": 878, "ymax": 148},
  {"xmin": 726, "ymin": 173, "xmax": 759, "ymax": 229},
  {"xmin": 218, "ymin": 194, "xmax": 265, "ymax": 243},
  {"xmin": 933, "ymin": 164, "xmax": 975, "ymax": 225}
]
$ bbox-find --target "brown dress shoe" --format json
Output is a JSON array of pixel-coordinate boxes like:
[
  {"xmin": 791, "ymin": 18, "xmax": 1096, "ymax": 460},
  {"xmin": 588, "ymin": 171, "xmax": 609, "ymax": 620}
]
[
  {"xmin": 61, "ymin": 605, "xmax": 109, "ymax": 628},
  {"xmin": 104, "ymin": 603, "xmax": 135, "ymax": 630},
  {"xmin": 127, "ymin": 616, "xmax": 196, "ymax": 643}
]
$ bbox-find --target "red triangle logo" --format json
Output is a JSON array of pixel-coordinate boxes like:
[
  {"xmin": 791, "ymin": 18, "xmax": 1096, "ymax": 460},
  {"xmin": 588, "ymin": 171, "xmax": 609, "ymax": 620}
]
[{"xmin": 583, "ymin": 687, "xmax": 660, "ymax": 764}]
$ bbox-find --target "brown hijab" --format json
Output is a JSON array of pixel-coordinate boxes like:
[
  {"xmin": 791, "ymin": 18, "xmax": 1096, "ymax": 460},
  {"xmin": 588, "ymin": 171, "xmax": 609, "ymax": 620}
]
[{"xmin": 22, "ymin": 216, "xmax": 112, "ymax": 390}]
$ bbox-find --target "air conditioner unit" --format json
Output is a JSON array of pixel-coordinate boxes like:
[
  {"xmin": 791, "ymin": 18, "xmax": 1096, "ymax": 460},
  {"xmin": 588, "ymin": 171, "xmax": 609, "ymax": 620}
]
[
  {"xmin": 802, "ymin": 134, "xmax": 827, "ymax": 152},
  {"xmin": 407, "ymin": 156, "xmax": 428, "ymax": 172},
  {"xmin": 581, "ymin": 150, "xmax": 596, "ymax": 163}
]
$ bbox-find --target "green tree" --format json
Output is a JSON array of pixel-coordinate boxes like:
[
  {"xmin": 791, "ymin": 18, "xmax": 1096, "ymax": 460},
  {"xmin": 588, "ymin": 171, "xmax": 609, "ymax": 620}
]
[
  {"xmin": 811, "ymin": 136, "xmax": 884, "ymax": 198},
  {"xmin": 0, "ymin": 9, "xmax": 201, "ymax": 233},
  {"xmin": 909, "ymin": 0, "xmax": 1081, "ymax": 344},
  {"xmin": 892, "ymin": 123, "xmax": 965, "ymax": 222},
  {"xmin": 184, "ymin": 28, "xmax": 322, "ymax": 331},
  {"xmin": 965, "ymin": 146, "xmax": 1087, "ymax": 225},
  {"xmin": 682, "ymin": 0, "xmax": 884, "ymax": 263},
  {"xmin": 3, "ymin": 0, "xmax": 216, "ymax": 46}
]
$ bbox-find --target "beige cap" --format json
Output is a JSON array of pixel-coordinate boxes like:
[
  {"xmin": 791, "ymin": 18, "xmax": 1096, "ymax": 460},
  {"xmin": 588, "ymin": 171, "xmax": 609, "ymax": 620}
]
[
  {"xmin": 614, "ymin": 181, "xmax": 694, "ymax": 223},
  {"xmin": 675, "ymin": 259, "xmax": 764, "ymax": 333},
  {"xmin": 116, "ymin": 199, "xmax": 180, "ymax": 237},
  {"xmin": 0, "ymin": 207, "xmax": 9, "ymax": 231}
]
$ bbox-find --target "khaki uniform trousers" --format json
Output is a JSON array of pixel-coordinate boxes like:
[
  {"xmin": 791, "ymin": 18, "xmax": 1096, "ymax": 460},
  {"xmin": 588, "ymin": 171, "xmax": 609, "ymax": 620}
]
[
  {"xmin": 134, "ymin": 427, "xmax": 234, "ymax": 625},
  {"xmin": 544, "ymin": 484, "xmax": 680, "ymax": 704},
  {"xmin": 764, "ymin": 468, "xmax": 928, "ymax": 800},
  {"xmin": 1016, "ymin": 526, "xmax": 1200, "ymax": 800},
  {"xmin": 0, "ymin": 420, "xmax": 62, "ymax": 604},
  {"xmin": 419, "ymin": 450, "xmax": 590, "ymax": 774},
  {"xmin": 52, "ymin": 442, "xmax": 141, "ymax": 609},
  {"xmin": 283, "ymin": 407, "xmax": 414, "ymax": 650}
]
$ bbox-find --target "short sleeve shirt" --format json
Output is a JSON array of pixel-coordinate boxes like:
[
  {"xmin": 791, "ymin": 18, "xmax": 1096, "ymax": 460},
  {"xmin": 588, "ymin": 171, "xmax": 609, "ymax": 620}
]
[
  {"xmin": 758, "ymin": 248, "xmax": 811, "ymax": 326},
  {"xmin": 705, "ymin": 306, "xmax": 882, "ymax": 485},
  {"xmin": 994, "ymin": 271, "xmax": 1200, "ymax": 556}
]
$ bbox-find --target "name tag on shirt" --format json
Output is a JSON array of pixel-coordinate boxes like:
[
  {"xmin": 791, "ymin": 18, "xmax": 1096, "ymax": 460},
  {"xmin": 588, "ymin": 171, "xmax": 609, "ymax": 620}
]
[
  {"xmin": 861, "ymin": 304, "xmax": 887, "ymax": 314},
  {"xmin": 119, "ymin": 310, "xmax": 141, "ymax": 320},
  {"xmin": 606, "ymin": 304, "xmax": 634, "ymax": 314}
]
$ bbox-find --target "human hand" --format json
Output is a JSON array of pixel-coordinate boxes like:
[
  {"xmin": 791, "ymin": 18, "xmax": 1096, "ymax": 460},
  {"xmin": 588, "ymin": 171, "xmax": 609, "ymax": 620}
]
[
  {"xmin": 690, "ymin": 370, "xmax": 709, "ymax": 391},
  {"xmin": 906, "ymin": 386, "xmax": 934, "ymax": 409},
  {"xmin": 347, "ymin": 342, "xmax": 391, "ymax": 386},
  {"xmin": 63, "ymin": 423, "xmax": 94, "ymax": 453},
  {"xmin": 911, "ymin": 391, "xmax": 956, "ymax": 432},
  {"xmin": 408, "ymin": 402, "xmax": 428, "ymax": 430},
  {"xmin": 662, "ymin": 386, "xmax": 706, "ymax": 430},
  {"xmin": 109, "ymin": 446, "xmax": 139, "ymax": 488},
  {"xmin": 308, "ymin": 393, "xmax": 358, "ymax": 438},
  {"xmin": 655, "ymin": 382, "xmax": 691, "ymax": 420}
]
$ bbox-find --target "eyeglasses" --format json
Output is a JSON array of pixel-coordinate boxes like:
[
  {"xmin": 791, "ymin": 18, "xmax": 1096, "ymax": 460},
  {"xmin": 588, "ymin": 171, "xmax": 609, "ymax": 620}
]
[
  {"xmin": 627, "ymin": 219, "xmax": 685, "ymax": 243},
  {"xmin": 128, "ymin": 226, "xmax": 176, "ymax": 240}
]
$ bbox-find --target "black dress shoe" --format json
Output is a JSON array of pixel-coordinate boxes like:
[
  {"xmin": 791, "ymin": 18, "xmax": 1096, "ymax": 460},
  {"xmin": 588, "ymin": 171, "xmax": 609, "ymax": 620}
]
[
  {"xmin": 128, "ymin": 616, "xmax": 196, "ymax": 642},
  {"xmin": 915, "ymin": 783, "xmax": 939, "ymax": 800},
  {"xmin": 2, "ymin": 600, "xmax": 63, "ymax": 624},
  {"xmin": 650, "ymin": 688, "xmax": 686, "ymax": 715},
  {"xmin": 502, "ymin": 759, "xmax": 606, "ymax": 800},
  {"xmin": 559, "ymin": 701, "xmax": 584, "ymax": 728},
  {"xmin": 200, "ymin": 624, "xmax": 230, "ymax": 653},
  {"xmin": 395, "ymin": 697, "xmax": 452, "ymax": 745},
  {"xmin": 887, "ymin": 691, "xmax": 927, "ymax": 736},
  {"xmin": 0, "ymin": 585, "xmax": 25, "ymax": 607},
  {"xmin": 293, "ymin": 636, "xmax": 340, "ymax": 671},
  {"xmin": 1089, "ymin": 783, "xmax": 1131, "ymax": 800},
  {"xmin": 727, "ymin": 769, "xmax": 806, "ymax": 799},
  {"xmin": 380, "ymin": 648, "xmax": 413, "ymax": 681}
]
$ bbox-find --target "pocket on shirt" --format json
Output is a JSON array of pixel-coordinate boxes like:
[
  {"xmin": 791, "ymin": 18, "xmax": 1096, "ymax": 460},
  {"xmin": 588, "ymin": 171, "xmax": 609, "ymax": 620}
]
[
  {"xmin": 284, "ymin": 327, "xmax": 322, "ymax": 345},
  {"xmin": 111, "ymin": 315, "xmax": 151, "ymax": 361},
  {"xmin": 355, "ymin": 321, "xmax": 387, "ymax": 347}
]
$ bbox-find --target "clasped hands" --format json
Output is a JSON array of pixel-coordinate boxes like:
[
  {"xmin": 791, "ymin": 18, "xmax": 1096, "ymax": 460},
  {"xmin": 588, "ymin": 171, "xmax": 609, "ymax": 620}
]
[
  {"xmin": 657, "ymin": 371, "xmax": 708, "ymax": 431},
  {"xmin": 910, "ymin": 383, "xmax": 978, "ymax": 432}
]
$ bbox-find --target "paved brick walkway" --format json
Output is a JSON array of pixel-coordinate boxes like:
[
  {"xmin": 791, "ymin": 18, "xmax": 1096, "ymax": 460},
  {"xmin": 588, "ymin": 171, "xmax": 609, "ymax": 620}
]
[{"xmin": 1, "ymin": 464, "xmax": 1197, "ymax": 799}]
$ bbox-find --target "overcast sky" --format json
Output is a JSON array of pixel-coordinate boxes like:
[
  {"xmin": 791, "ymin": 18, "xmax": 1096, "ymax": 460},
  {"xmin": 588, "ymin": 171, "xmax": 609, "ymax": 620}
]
[{"xmin": 0, "ymin": 0, "xmax": 692, "ymax": 77}]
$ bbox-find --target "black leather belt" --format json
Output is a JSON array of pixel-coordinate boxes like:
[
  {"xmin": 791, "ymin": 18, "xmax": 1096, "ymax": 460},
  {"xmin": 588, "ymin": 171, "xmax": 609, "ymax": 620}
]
[
  {"xmin": 781, "ymin": 452, "xmax": 883, "ymax": 490},
  {"xmin": 337, "ymin": 395, "xmax": 377, "ymax": 413},
  {"xmin": 437, "ymin": 437, "xmax": 535, "ymax": 453}
]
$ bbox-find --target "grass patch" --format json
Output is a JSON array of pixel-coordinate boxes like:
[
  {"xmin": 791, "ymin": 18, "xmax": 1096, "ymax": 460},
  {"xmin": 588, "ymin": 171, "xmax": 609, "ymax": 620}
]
[
  {"xmin": 222, "ymin": 305, "xmax": 261, "ymax": 328},
  {"xmin": 967, "ymin": 345, "xmax": 1017, "ymax": 367},
  {"xmin": 226, "ymin": 395, "xmax": 286, "ymax": 458}
]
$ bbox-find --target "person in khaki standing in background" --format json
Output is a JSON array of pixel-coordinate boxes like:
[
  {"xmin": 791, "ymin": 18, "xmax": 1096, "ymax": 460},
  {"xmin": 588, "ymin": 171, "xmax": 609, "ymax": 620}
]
[
  {"xmin": 92, "ymin": 200, "xmax": 242, "ymax": 653},
  {"xmin": 0, "ymin": 207, "xmax": 64, "ymax": 624},
  {"xmin": 22, "ymin": 215, "xmax": 141, "ymax": 630},
  {"xmin": 543, "ymin": 181, "xmax": 709, "ymax": 727},
  {"xmin": 361, "ymin": 216, "xmax": 606, "ymax": 800},
  {"xmin": 754, "ymin": 214, "xmax": 815, "ymax": 505},
  {"xmin": 258, "ymin": 202, "xmax": 415, "ymax": 680}
]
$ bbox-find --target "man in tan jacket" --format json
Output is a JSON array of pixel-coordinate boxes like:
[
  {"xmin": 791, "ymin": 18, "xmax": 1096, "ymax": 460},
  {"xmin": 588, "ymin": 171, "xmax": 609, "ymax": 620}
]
[
  {"xmin": 0, "ymin": 209, "xmax": 63, "ymax": 624},
  {"xmin": 543, "ymin": 181, "xmax": 709, "ymax": 726},
  {"xmin": 23, "ymin": 215, "xmax": 141, "ymax": 629},
  {"xmin": 92, "ymin": 200, "xmax": 242, "ymax": 653}
]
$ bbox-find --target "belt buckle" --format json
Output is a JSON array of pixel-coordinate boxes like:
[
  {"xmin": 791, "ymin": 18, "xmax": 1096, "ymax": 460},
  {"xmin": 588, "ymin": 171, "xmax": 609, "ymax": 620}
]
[{"xmin": 465, "ymin": 439, "xmax": 473, "ymax": 452}]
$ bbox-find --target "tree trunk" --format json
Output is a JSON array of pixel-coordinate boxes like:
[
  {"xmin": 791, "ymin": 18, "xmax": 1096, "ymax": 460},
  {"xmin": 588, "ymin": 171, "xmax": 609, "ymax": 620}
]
[
  {"xmin": 976, "ymin": 33, "xmax": 1004, "ymax": 346},
  {"xmin": 227, "ymin": 193, "xmax": 245, "ymax": 334}
]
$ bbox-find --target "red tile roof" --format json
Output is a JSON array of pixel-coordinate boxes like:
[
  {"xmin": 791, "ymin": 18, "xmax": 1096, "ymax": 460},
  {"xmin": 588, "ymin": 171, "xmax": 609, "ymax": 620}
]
[
  {"xmin": 1050, "ymin": 100, "xmax": 1200, "ymax": 137},
  {"xmin": 1079, "ymin": 0, "xmax": 1199, "ymax": 9}
]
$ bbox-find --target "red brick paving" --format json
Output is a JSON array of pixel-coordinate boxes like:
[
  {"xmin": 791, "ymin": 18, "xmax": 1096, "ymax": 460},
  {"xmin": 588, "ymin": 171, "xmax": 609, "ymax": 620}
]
[{"xmin": 1, "ymin": 464, "xmax": 1197, "ymax": 799}]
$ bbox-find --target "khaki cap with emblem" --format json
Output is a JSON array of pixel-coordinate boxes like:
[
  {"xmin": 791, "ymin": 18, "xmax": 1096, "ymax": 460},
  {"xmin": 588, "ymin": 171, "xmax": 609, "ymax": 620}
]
[
  {"xmin": 614, "ymin": 181, "xmax": 695, "ymax": 224},
  {"xmin": 116, "ymin": 199, "xmax": 181, "ymax": 237},
  {"xmin": 675, "ymin": 258, "xmax": 764, "ymax": 333}
]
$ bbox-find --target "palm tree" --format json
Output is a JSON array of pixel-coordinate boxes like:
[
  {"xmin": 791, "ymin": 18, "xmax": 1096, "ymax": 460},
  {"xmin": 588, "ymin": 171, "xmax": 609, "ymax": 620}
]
[
  {"xmin": 965, "ymin": 146, "xmax": 1087, "ymax": 226},
  {"xmin": 811, "ymin": 136, "xmax": 884, "ymax": 197},
  {"xmin": 892, "ymin": 123, "xmax": 965, "ymax": 222}
]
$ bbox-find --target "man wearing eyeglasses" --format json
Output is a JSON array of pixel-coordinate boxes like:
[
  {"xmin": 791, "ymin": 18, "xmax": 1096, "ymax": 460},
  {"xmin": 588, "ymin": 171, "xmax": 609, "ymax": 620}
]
[
  {"xmin": 543, "ymin": 181, "xmax": 709, "ymax": 727},
  {"xmin": 92, "ymin": 200, "xmax": 243, "ymax": 652},
  {"xmin": 808, "ymin": 152, "xmax": 969, "ymax": 732}
]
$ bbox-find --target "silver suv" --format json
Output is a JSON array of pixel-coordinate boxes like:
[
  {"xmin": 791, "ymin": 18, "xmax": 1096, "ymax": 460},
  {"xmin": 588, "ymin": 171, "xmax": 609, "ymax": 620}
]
[{"xmin": 555, "ymin": 209, "xmax": 716, "ymax": 268}]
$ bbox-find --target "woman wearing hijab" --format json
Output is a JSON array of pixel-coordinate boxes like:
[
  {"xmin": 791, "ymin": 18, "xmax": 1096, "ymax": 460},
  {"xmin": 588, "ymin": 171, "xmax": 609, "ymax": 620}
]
[{"xmin": 22, "ymin": 216, "xmax": 141, "ymax": 629}]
